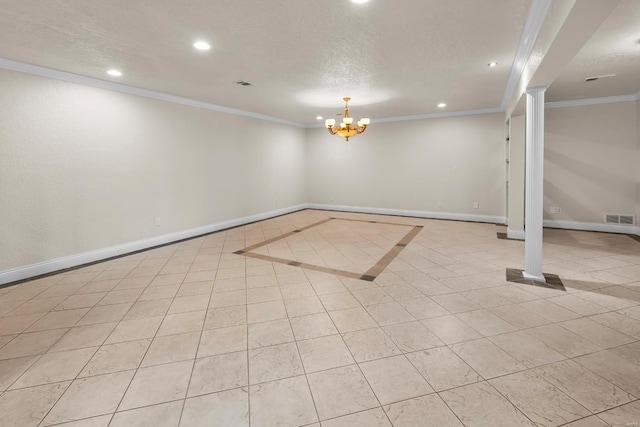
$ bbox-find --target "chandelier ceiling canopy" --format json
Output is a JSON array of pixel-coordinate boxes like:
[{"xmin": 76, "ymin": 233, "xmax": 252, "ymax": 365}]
[{"xmin": 325, "ymin": 97, "xmax": 370, "ymax": 141}]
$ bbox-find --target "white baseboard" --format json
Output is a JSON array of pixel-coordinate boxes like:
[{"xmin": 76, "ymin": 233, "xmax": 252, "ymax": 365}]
[
  {"xmin": 307, "ymin": 203, "xmax": 506, "ymax": 224},
  {"xmin": 543, "ymin": 220, "xmax": 639, "ymax": 236},
  {"xmin": 507, "ymin": 228, "xmax": 525, "ymax": 240},
  {"xmin": 0, "ymin": 204, "xmax": 306, "ymax": 286}
]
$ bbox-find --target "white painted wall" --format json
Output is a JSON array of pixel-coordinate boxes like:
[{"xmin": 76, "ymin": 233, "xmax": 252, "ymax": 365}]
[
  {"xmin": 507, "ymin": 114, "xmax": 525, "ymax": 238},
  {"xmin": 544, "ymin": 101, "xmax": 638, "ymax": 225},
  {"xmin": 305, "ymin": 113, "xmax": 506, "ymax": 219},
  {"xmin": 0, "ymin": 69, "xmax": 306, "ymax": 273}
]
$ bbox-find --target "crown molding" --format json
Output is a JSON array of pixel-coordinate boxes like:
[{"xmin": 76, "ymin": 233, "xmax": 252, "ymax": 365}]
[
  {"xmin": 500, "ymin": 0, "xmax": 552, "ymax": 110},
  {"xmin": 545, "ymin": 93, "xmax": 640, "ymax": 109},
  {"xmin": 0, "ymin": 57, "xmax": 307, "ymax": 128}
]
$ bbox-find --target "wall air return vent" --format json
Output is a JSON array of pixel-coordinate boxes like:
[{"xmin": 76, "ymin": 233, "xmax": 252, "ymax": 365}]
[
  {"xmin": 235, "ymin": 80, "xmax": 252, "ymax": 86},
  {"xmin": 604, "ymin": 214, "xmax": 635, "ymax": 225}
]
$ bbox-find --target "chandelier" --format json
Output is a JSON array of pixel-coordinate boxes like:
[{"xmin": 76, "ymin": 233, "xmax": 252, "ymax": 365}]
[{"xmin": 324, "ymin": 97, "xmax": 370, "ymax": 141}]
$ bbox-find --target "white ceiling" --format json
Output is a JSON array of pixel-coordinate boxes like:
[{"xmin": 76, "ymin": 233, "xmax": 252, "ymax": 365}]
[
  {"xmin": 0, "ymin": 0, "xmax": 535, "ymax": 124},
  {"xmin": 2, "ymin": 1, "xmax": 638, "ymax": 124},
  {"xmin": 547, "ymin": 0, "xmax": 640, "ymax": 102}
]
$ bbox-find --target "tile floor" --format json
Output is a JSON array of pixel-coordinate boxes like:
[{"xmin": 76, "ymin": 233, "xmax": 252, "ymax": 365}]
[{"xmin": 0, "ymin": 209, "xmax": 639, "ymax": 426}]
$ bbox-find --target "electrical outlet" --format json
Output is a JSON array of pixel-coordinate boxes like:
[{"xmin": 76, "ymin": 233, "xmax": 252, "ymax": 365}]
[
  {"xmin": 155, "ymin": 217, "xmax": 160, "ymax": 227},
  {"xmin": 452, "ymin": 165, "xmax": 458, "ymax": 171},
  {"xmin": 549, "ymin": 207, "xmax": 562, "ymax": 214},
  {"xmin": 437, "ymin": 201, "xmax": 443, "ymax": 208},
  {"xmin": 473, "ymin": 202, "xmax": 479, "ymax": 209}
]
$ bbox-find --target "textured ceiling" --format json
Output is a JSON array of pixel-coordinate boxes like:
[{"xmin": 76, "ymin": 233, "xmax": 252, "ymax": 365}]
[
  {"xmin": 0, "ymin": 0, "xmax": 533, "ymax": 124},
  {"xmin": 547, "ymin": 0, "xmax": 640, "ymax": 102}
]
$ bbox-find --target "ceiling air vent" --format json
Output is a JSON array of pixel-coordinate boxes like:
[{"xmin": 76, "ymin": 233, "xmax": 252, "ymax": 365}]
[
  {"xmin": 235, "ymin": 80, "xmax": 252, "ymax": 86},
  {"xmin": 604, "ymin": 214, "xmax": 635, "ymax": 225},
  {"xmin": 585, "ymin": 74, "xmax": 615, "ymax": 82}
]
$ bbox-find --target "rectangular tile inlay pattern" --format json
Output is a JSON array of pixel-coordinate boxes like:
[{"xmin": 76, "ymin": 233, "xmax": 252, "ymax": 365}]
[{"xmin": 234, "ymin": 218, "xmax": 423, "ymax": 281}]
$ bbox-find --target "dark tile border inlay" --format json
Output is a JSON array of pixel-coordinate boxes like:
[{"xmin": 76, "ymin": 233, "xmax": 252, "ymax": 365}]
[
  {"xmin": 506, "ymin": 268, "xmax": 566, "ymax": 291},
  {"xmin": 629, "ymin": 234, "xmax": 640, "ymax": 243},
  {"xmin": 235, "ymin": 217, "xmax": 423, "ymax": 282}
]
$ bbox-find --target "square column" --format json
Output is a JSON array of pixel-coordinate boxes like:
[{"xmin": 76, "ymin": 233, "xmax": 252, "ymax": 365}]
[{"xmin": 523, "ymin": 87, "xmax": 546, "ymax": 282}]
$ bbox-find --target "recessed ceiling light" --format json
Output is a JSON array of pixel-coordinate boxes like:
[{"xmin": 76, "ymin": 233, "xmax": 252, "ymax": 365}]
[
  {"xmin": 488, "ymin": 62, "xmax": 498, "ymax": 67},
  {"xmin": 193, "ymin": 41, "xmax": 211, "ymax": 51},
  {"xmin": 107, "ymin": 69, "xmax": 122, "ymax": 77},
  {"xmin": 316, "ymin": 116, "xmax": 323, "ymax": 120},
  {"xmin": 351, "ymin": 0, "xmax": 370, "ymax": 3},
  {"xmin": 437, "ymin": 103, "xmax": 447, "ymax": 108}
]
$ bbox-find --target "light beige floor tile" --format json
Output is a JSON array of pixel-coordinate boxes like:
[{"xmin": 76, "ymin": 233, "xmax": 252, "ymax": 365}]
[
  {"xmin": 456, "ymin": 310, "xmax": 518, "ymax": 336},
  {"xmin": 123, "ymin": 299, "xmax": 172, "ymax": 321},
  {"xmin": 198, "ymin": 325, "xmax": 247, "ymax": 357},
  {"xmin": 591, "ymin": 311, "xmax": 640, "ymax": 340},
  {"xmin": 328, "ymin": 307, "xmax": 378, "ymax": 333},
  {"xmin": 526, "ymin": 324, "xmax": 604, "ymax": 358},
  {"xmin": 248, "ymin": 342, "xmax": 303, "ymax": 384},
  {"xmin": 0, "ymin": 355, "xmax": 38, "ymax": 390},
  {"xmin": 119, "ymin": 360, "xmax": 192, "ymax": 410},
  {"xmin": 382, "ymin": 321, "xmax": 444, "ymax": 353},
  {"xmin": 562, "ymin": 416, "xmax": 611, "ymax": 427},
  {"xmin": 8, "ymin": 297, "xmax": 65, "ymax": 316},
  {"xmin": 182, "ymin": 388, "xmax": 249, "ymax": 426},
  {"xmin": 322, "ymin": 407, "xmax": 391, "ymax": 427},
  {"xmin": 489, "ymin": 330, "xmax": 566, "ymax": 368},
  {"xmin": 138, "ymin": 284, "xmax": 180, "ymax": 301},
  {"xmin": 141, "ymin": 332, "xmax": 200, "ymax": 367},
  {"xmin": 248, "ymin": 318, "xmax": 294, "ymax": 349},
  {"xmin": 247, "ymin": 300, "xmax": 287, "ymax": 323},
  {"xmin": 209, "ymin": 290, "xmax": 246, "ymax": 308},
  {"xmin": 535, "ymin": 359, "xmax": 635, "ymax": 413},
  {"xmin": 0, "ymin": 328, "xmax": 69, "ymax": 359},
  {"xmin": 420, "ymin": 315, "xmax": 481, "ymax": 344},
  {"xmin": 167, "ymin": 295, "xmax": 209, "ymax": 314},
  {"xmin": 156, "ymin": 311, "xmax": 205, "ymax": 337},
  {"xmin": 382, "ymin": 283, "xmax": 424, "ymax": 301},
  {"xmin": 609, "ymin": 341, "xmax": 640, "ymax": 365},
  {"xmin": 399, "ymin": 297, "xmax": 450, "ymax": 319},
  {"xmin": 488, "ymin": 304, "xmax": 550, "ymax": 329},
  {"xmin": 250, "ymin": 376, "xmax": 318, "ymax": 426},
  {"xmin": 50, "ymin": 322, "xmax": 117, "ymax": 352},
  {"xmin": 297, "ymin": 334, "xmax": 355, "ymax": 373},
  {"xmin": 440, "ymin": 381, "xmax": 536, "ymax": 427},
  {"xmin": 319, "ymin": 292, "xmax": 361, "ymax": 311},
  {"xmin": 384, "ymin": 394, "xmax": 464, "ymax": 427},
  {"xmin": 360, "ymin": 355, "xmax": 433, "ymax": 405},
  {"xmin": 97, "ymin": 289, "xmax": 144, "ymax": 306},
  {"xmin": 352, "ymin": 287, "xmax": 394, "ymax": 305},
  {"xmin": 76, "ymin": 303, "xmax": 131, "ymax": 326},
  {"xmin": 290, "ymin": 312, "xmax": 338, "ymax": 340},
  {"xmin": 110, "ymin": 400, "xmax": 183, "ymax": 427},
  {"xmin": 11, "ymin": 347, "xmax": 97, "ymax": 389},
  {"xmin": 104, "ymin": 316, "xmax": 163, "ymax": 344},
  {"xmin": 549, "ymin": 295, "xmax": 609, "ymax": 316},
  {"xmin": 597, "ymin": 400, "xmax": 640, "ymax": 427},
  {"xmin": 26, "ymin": 308, "xmax": 89, "ymax": 332},
  {"xmin": 285, "ymin": 296, "xmax": 325, "ymax": 317},
  {"xmin": 431, "ymin": 293, "xmax": 482, "ymax": 314},
  {"xmin": 0, "ymin": 381, "xmax": 70, "ymax": 427},
  {"xmin": 308, "ymin": 364, "xmax": 378, "ymax": 420},
  {"xmin": 519, "ymin": 299, "xmax": 581, "ymax": 322},
  {"xmin": 52, "ymin": 414, "xmax": 112, "ymax": 426},
  {"xmin": 55, "ymin": 293, "xmax": 107, "ymax": 311},
  {"xmin": 43, "ymin": 370, "xmax": 135, "ymax": 425},
  {"xmin": 177, "ymin": 281, "xmax": 213, "ymax": 297},
  {"xmin": 490, "ymin": 370, "xmax": 590, "ymax": 426},
  {"xmin": 366, "ymin": 302, "xmax": 415, "ymax": 326},
  {"xmin": 188, "ymin": 351, "xmax": 248, "ymax": 397},
  {"xmin": 247, "ymin": 286, "xmax": 282, "ymax": 305},
  {"xmin": 575, "ymin": 350, "xmax": 640, "ymax": 397},
  {"xmin": 451, "ymin": 338, "xmax": 526, "ymax": 379},
  {"xmin": 559, "ymin": 318, "xmax": 636, "ymax": 348},
  {"xmin": 311, "ymin": 278, "xmax": 348, "ymax": 295},
  {"xmin": 406, "ymin": 346, "xmax": 481, "ymax": 391},
  {"xmin": 204, "ymin": 306, "xmax": 247, "ymax": 329},
  {"xmin": 342, "ymin": 327, "xmax": 400, "ymax": 362},
  {"xmin": 80, "ymin": 339, "xmax": 151, "ymax": 377}
]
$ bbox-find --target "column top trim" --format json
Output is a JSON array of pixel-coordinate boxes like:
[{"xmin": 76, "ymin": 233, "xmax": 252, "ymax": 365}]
[{"xmin": 526, "ymin": 86, "xmax": 548, "ymax": 93}]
